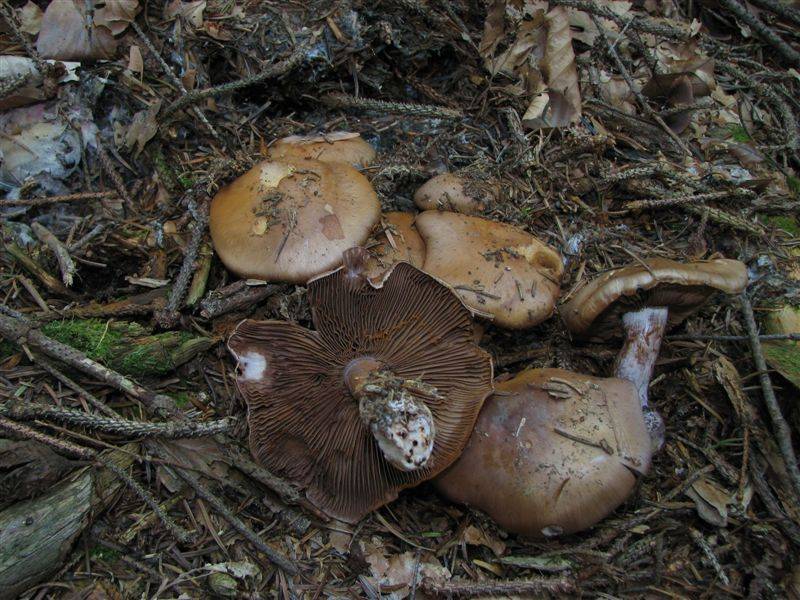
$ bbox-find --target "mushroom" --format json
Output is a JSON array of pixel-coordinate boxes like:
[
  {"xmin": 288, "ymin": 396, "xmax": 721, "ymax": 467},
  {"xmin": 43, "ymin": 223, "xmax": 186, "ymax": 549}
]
[
  {"xmin": 228, "ymin": 247, "xmax": 494, "ymax": 522},
  {"xmin": 435, "ymin": 368, "xmax": 652, "ymax": 537},
  {"xmin": 266, "ymin": 132, "xmax": 376, "ymax": 168},
  {"xmin": 364, "ymin": 211, "xmax": 426, "ymax": 281},
  {"xmin": 415, "ymin": 211, "xmax": 563, "ymax": 329},
  {"xmin": 560, "ymin": 258, "xmax": 748, "ymax": 450},
  {"xmin": 209, "ymin": 158, "xmax": 380, "ymax": 283},
  {"xmin": 414, "ymin": 172, "xmax": 497, "ymax": 216}
]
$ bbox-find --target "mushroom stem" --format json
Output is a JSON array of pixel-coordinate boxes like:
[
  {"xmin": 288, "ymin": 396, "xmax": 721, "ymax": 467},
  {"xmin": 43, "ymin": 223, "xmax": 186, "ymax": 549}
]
[
  {"xmin": 613, "ymin": 306, "xmax": 668, "ymax": 451},
  {"xmin": 344, "ymin": 358, "xmax": 438, "ymax": 472}
]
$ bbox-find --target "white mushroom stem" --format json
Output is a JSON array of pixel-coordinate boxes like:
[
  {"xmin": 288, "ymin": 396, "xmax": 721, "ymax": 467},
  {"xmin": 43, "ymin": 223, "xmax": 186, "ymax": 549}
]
[
  {"xmin": 613, "ymin": 306, "xmax": 669, "ymax": 451},
  {"xmin": 344, "ymin": 358, "xmax": 437, "ymax": 471}
]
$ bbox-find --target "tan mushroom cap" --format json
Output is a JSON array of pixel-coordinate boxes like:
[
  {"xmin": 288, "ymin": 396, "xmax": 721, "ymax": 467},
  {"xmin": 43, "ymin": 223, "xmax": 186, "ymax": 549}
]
[
  {"xmin": 561, "ymin": 258, "xmax": 749, "ymax": 339},
  {"xmin": 228, "ymin": 250, "xmax": 494, "ymax": 522},
  {"xmin": 414, "ymin": 172, "xmax": 496, "ymax": 216},
  {"xmin": 209, "ymin": 158, "xmax": 380, "ymax": 283},
  {"xmin": 416, "ymin": 211, "xmax": 564, "ymax": 329},
  {"xmin": 364, "ymin": 212, "xmax": 426, "ymax": 281},
  {"xmin": 435, "ymin": 368, "xmax": 652, "ymax": 538},
  {"xmin": 267, "ymin": 132, "xmax": 376, "ymax": 168}
]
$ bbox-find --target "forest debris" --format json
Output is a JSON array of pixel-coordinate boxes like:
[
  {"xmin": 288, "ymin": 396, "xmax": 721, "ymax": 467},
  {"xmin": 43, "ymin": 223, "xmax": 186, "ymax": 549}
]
[
  {"xmin": 0, "ymin": 439, "xmax": 84, "ymax": 508},
  {"xmin": 15, "ymin": 1, "xmax": 42, "ymax": 35},
  {"xmin": 0, "ymin": 103, "xmax": 81, "ymax": 194},
  {"xmin": 363, "ymin": 540, "xmax": 450, "ymax": 600},
  {"xmin": 0, "ymin": 56, "xmax": 79, "ymax": 111},
  {"xmin": 686, "ymin": 476, "xmax": 734, "ymax": 527},
  {"xmin": 36, "ymin": 0, "xmax": 118, "ymax": 61},
  {"xmin": 164, "ymin": 0, "xmax": 206, "ymax": 28},
  {"xmin": 762, "ymin": 306, "xmax": 800, "ymax": 389},
  {"xmin": 523, "ymin": 6, "xmax": 582, "ymax": 128},
  {"xmin": 0, "ymin": 444, "xmax": 136, "ymax": 600},
  {"xmin": 124, "ymin": 100, "xmax": 161, "ymax": 157},
  {"xmin": 31, "ymin": 221, "xmax": 76, "ymax": 286}
]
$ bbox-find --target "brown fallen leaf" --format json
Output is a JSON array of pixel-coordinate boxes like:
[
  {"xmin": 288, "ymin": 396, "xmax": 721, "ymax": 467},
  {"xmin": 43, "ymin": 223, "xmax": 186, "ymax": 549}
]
[
  {"xmin": 125, "ymin": 99, "xmax": 162, "ymax": 156},
  {"xmin": 36, "ymin": 0, "xmax": 117, "ymax": 61},
  {"xmin": 685, "ymin": 475, "xmax": 733, "ymax": 527},
  {"xmin": 94, "ymin": 0, "xmax": 140, "ymax": 36},
  {"xmin": 16, "ymin": 0, "xmax": 43, "ymax": 35},
  {"xmin": 164, "ymin": 0, "xmax": 206, "ymax": 28},
  {"xmin": 523, "ymin": 6, "xmax": 582, "ymax": 129}
]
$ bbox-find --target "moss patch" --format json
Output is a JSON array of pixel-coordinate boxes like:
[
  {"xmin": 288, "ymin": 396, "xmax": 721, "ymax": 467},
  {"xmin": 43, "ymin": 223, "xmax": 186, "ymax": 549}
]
[
  {"xmin": 763, "ymin": 306, "xmax": 800, "ymax": 389},
  {"xmin": 765, "ymin": 215, "xmax": 800, "ymax": 238},
  {"xmin": 41, "ymin": 319, "xmax": 215, "ymax": 377}
]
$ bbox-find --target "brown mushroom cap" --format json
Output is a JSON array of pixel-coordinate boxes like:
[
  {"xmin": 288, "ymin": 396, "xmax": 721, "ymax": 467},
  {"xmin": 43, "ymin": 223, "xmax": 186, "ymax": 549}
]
[
  {"xmin": 414, "ymin": 172, "xmax": 496, "ymax": 216},
  {"xmin": 435, "ymin": 368, "xmax": 652, "ymax": 538},
  {"xmin": 560, "ymin": 258, "xmax": 749, "ymax": 339},
  {"xmin": 267, "ymin": 132, "xmax": 376, "ymax": 168},
  {"xmin": 415, "ymin": 211, "xmax": 564, "ymax": 329},
  {"xmin": 364, "ymin": 212, "xmax": 426, "ymax": 281},
  {"xmin": 228, "ymin": 251, "xmax": 494, "ymax": 522},
  {"xmin": 209, "ymin": 158, "xmax": 380, "ymax": 283}
]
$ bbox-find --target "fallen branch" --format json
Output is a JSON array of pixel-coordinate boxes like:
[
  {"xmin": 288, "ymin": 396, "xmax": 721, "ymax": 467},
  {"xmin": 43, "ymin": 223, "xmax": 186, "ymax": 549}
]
[
  {"xmin": 718, "ymin": 0, "xmax": 800, "ymax": 67},
  {"xmin": 164, "ymin": 43, "xmax": 309, "ymax": 117},
  {"xmin": 2, "ymin": 400, "xmax": 232, "ymax": 439},
  {"xmin": 322, "ymin": 92, "xmax": 463, "ymax": 119},
  {"xmin": 31, "ymin": 222, "xmax": 76, "ymax": 287},
  {"xmin": 740, "ymin": 293, "xmax": 800, "ymax": 500}
]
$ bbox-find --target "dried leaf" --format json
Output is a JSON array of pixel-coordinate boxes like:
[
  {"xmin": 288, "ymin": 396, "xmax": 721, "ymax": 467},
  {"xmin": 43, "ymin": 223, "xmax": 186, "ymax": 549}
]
[
  {"xmin": 364, "ymin": 542, "xmax": 450, "ymax": 600},
  {"xmin": 202, "ymin": 22, "xmax": 232, "ymax": 41},
  {"xmin": 686, "ymin": 476, "xmax": 733, "ymax": 527},
  {"xmin": 36, "ymin": 0, "xmax": 117, "ymax": 61},
  {"xmin": 94, "ymin": 0, "xmax": 140, "ymax": 35},
  {"xmin": 565, "ymin": 2, "xmax": 631, "ymax": 46},
  {"xmin": 17, "ymin": 1, "xmax": 43, "ymax": 35},
  {"xmin": 463, "ymin": 524, "xmax": 506, "ymax": 557},
  {"xmin": 127, "ymin": 45, "xmax": 144, "ymax": 77},
  {"xmin": 663, "ymin": 75, "xmax": 694, "ymax": 134},
  {"xmin": 523, "ymin": 6, "xmax": 582, "ymax": 129},
  {"xmin": 125, "ymin": 99, "xmax": 161, "ymax": 156},
  {"xmin": 164, "ymin": 0, "xmax": 206, "ymax": 28},
  {"xmin": 0, "ymin": 102, "xmax": 82, "ymax": 189}
]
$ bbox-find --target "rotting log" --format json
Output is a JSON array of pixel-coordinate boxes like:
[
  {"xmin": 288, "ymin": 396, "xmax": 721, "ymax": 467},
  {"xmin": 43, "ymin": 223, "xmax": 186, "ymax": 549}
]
[{"xmin": 0, "ymin": 443, "xmax": 137, "ymax": 600}]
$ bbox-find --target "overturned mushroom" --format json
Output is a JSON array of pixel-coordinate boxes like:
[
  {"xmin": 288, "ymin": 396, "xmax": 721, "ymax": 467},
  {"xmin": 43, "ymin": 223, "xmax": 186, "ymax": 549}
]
[
  {"xmin": 209, "ymin": 158, "xmax": 380, "ymax": 283},
  {"xmin": 228, "ymin": 247, "xmax": 494, "ymax": 522},
  {"xmin": 435, "ymin": 368, "xmax": 651, "ymax": 538},
  {"xmin": 414, "ymin": 172, "xmax": 497, "ymax": 216},
  {"xmin": 416, "ymin": 211, "xmax": 563, "ymax": 329},
  {"xmin": 560, "ymin": 258, "xmax": 748, "ymax": 450},
  {"xmin": 364, "ymin": 212, "xmax": 426, "ymax": 281},
  {"xmin": 267, "ymin": 132, "xmax": 376, "ymax": 168}
]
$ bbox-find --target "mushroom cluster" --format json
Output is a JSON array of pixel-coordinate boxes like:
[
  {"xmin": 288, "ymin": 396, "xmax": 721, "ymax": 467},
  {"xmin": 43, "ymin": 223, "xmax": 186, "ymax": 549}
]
[{"xmin": 209, "ymin": 132, "xmax": 749, "ymax": 538}]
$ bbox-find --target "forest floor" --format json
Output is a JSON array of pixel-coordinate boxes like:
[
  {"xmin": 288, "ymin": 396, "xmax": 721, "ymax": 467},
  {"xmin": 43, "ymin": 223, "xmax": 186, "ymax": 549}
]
[{"xmin": 2, "ymin": 0, "xmax": 800, "ymax": 598}]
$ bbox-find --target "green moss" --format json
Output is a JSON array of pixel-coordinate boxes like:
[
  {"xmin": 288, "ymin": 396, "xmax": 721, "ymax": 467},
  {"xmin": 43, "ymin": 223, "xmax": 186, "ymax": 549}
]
[
  {"xmin": 170, "ymin": 391, "xmax": 192, "ymax": 408},
  {"xmin": 90, "ymin": 546, "xmax": 120, "ymax": 561},
  {"xmin": 728, "ymin": 124, "xmax": 751, "ymax": 142},
  {"xmin": 764, "ymin": 215, "xmax": 800, "ymax": 237},
  {"xmin": 763, "ymin": 341, "xmax": 800, "ymax": 389},
  {"xmin": 41, "ymin": 319, "xmax": 215, "ymax": 377},
  {"xmin": 788, "ymin": 175, "xmax": 800, "ymax": 197}
]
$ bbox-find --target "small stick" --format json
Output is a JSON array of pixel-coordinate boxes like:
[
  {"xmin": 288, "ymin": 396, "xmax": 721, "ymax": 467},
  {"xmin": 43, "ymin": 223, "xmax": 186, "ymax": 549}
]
[
  {"xmin": 31, "ymin": 222, "xmax": 77, "ymax": 287},
  {"xmin": 172, "ymin": 466, "xmax": 299, "ymax": 575},
  {"xmin": 624, "ymin": 189, "xmax": 755, "ymax": 211},
  {"xmin": 549, "ymin": 0, "xmax": 689, "ymax": 39},
  {"xmin": 0, "ymin": 191, "xmax": 117, "ymax": 208},
  {"xmin": 718, "ymin": 0, "xmax": 800, "ymax": 66},
  {"xmin": 322, "ymin": 92, "xmax": 463, "ymax": 119},
  {"xmin": 2, "ymin": 400, "xmax": 232, "ymax": 439},
  {"xmin": 94, "ymin": 140, "xmax": 133, "ymax": 206},
  {"xmin": 590, "ymin": 14, "xmax": 693, "ymax": 157},
  {"xmin": 2, "ymin": 241, "xmax": 75, "ymax": 297},
  {"xmin": 749, "ymin": 452, "xmax": 800, "ymax": 546},
  {"xmin": 130, "ymin": 20, "xmax": 219, "ymax": 139},
  {"xmin": 199, "ymin": 283, "xmax": 286, "ymax": 319},
  {"xmin": 689, "ymin": 528, "xmax": 730, "ymax": 586},
  {"xmin": 32, "ymin": 352, "xmax": 120, "ymax": 417},
  {"xmin": 420, "ymin": 576, "xmax": 574, "ymax": 597},
  {"xmin": 748, "ymin": 0, "xmax": 800, "ymax": 27},
  {"xmin": 669, "ymin": 332, "xmax": 800, "ymax": 341},
  {"xmin": 16, "ymin": 275, "xmax": 50, "ymax": 312},
  {"xmin": 69, "ymin": 223, "xmax": 106, "ymax": 253},
  {"xmin": 155, "ymin": 199, "xmax": 209, "ymax": 328},
  {"xmin": 164, "ymin": 43, "xmax": 308, "ymax": 117},
  {"xmin": 740, "ymin": 293, "xmax": 800, "ymax": 500}
]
